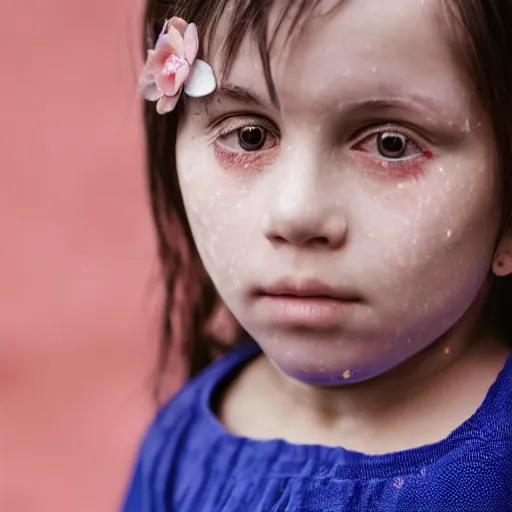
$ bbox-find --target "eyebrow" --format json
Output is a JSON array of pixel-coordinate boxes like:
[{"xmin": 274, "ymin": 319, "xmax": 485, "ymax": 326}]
[
  {"xmin": 202, "ymin": 84, "xmax": 460, "ymax": 122},
  {"xmin": 338, "ymin": 96, "xmax": 456, "ymax": 118},
  {"xmin": 218, "ymin": 84, "xmax": 265, "ymax": 104},
  {"xmin": 201, "ymin": 84, "xmax": 267, "ymax": 114}
]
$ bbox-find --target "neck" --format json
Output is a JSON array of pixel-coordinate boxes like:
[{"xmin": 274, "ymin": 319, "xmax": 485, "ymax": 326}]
[{"xmin": 247, "ymin": 296, "xmax": 510, "ymax": 452}]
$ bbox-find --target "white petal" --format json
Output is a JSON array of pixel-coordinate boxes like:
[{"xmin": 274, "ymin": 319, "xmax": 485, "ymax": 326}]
[{"xmin": 184, "ymin": 59, "xmax": 217, "ymax": 98}]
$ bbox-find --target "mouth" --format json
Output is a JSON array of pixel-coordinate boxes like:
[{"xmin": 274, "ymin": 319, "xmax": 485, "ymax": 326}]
[
  {"xmin": 252, "ymin": 279, "xmax": 361, "ymax": 327},
  {"xmin": 255, "ymin": 278, "xmax": 360, "ymax": 301}
]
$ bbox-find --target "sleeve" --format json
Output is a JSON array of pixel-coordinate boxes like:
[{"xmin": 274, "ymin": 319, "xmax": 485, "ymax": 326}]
[{"xmin": 120, "ymin": 458, "xmax": 146, "ymax": 512}]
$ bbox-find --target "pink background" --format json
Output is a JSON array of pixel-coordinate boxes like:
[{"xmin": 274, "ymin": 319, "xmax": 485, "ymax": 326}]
[{"xmin": 0, "ymin": 0, "xmax": 165, "ymax": 510}]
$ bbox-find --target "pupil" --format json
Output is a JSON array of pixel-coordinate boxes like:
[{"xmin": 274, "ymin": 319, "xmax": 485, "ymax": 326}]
[
  {"xmin": 378, "ymin": 132, "xmax": 406, "ymax": 157},
  {"xmin": 239, "ymin": 127, "xmax": 265, "ymax": 151}
]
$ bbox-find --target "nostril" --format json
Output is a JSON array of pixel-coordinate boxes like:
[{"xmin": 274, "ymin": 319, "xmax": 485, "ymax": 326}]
[
  {"xmin": 269, "ymin": 234, "xmax": 332, "ymax": 247},
  {"xmin": 315, "ymin": 237, "xmax": 330, "ymax": 246}
]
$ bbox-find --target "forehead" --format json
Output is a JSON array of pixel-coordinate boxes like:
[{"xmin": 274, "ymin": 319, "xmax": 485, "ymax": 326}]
[{"xmin": 208, "ymin": 0, "xmax": 473, "ymax": 118}]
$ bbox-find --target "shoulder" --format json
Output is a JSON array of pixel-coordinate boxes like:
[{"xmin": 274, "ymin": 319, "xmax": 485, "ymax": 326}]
[
  {"xmin": 121, "ymin": 341, "xmax": 260, "ymax": 512},
  {"xmin": 155, "ymin": 341, "xmax": 260, "ymax": 428}
]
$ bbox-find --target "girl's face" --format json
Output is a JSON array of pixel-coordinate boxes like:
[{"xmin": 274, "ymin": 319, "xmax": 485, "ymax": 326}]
[{"xmin": 176, "ymin": 0, "xmax": 502, "ymax": 383}]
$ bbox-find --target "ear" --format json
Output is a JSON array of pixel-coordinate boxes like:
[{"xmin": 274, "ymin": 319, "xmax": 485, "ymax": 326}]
[{"xmin": 493, "ymin": 233, "xmax": 512, "ymax": 276}]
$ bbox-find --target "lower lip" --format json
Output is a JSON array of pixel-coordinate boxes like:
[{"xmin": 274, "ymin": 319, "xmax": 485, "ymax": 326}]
[{"xmin": 255, "ymin": 295, "xmax": 358, "ymax": 327}]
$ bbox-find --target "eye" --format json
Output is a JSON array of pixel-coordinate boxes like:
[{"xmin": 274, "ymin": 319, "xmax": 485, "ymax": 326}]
[
  {"xmin": 214, "ymin": 118, "xmax": 278, "ymax": 154},
  {"xmin": 354, "ymin": 129, "xmax": 424, "ymax": 161},
  {"xmin": 378, "ymin": 132, "xmax": 408, "ymax": 158},
  {"xmin": 238, "ymin": 126, "xmax": 268, "ymax": 151}
]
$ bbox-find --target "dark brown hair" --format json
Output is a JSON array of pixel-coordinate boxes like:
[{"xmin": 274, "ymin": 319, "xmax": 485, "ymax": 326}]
[{"xmin": 142, "ymin": 0, "xmax": 512, "ymax": 399}]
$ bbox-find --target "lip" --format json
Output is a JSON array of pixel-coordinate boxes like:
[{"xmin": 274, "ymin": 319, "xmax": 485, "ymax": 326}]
[
  {"xmin": 257, "ymin": 278, "xmax": 358, "ymax": 301},
  {"xmin": 252, "ymin": 279, "xmax": 361, "ymax": 327}
]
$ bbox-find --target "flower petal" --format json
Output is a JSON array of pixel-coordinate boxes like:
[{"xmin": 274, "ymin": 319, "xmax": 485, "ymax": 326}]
[
  {"xmin": 183, "ymin": 23, "xmax": 199, "ymax": 64},
  {"xmin": 142, "ymin": 46, "xmax": 170, "ymax": 77},
  {"xmin": 156, "ymin": 93, "xmax": 181, "ymax": 115},
  {"xmin": 166, "ymin": 16, "xmax": 188, "ymax": 37},
  {"xmin": 142, "ymin": 83, "xmax": 162, "ymax": 101},
  {"xmin": 174, "ymin": 62, "xmax": 191, "ymax": 90},
  {"xmin": 184, "ymin": 59, "xmax": 217, "ymax": 98},
  {"xmin": 155, "ymin": 26, "xmax": 185, "ymax": 59},
  {"xmin": 155, "ymin": 59, "xmax": 190, "ymax": 97},
  {"xmin": 138, "ymin": 50, "xmax": 158, "ymax": 85},
  {"xmin": 155, "ymin": 73, "xmax": 177, "ymax": 98},
  {"xmin": 137, "ymin": 71, "xmax": 152, "ymax": 91}
]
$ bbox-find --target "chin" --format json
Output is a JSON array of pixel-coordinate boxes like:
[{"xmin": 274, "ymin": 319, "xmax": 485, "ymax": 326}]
[
  {"xmin": 271, "ymin": 353, "xmax": 406, "ymax": 387},
  {"xmin": 253, "ymin": 334, "xmax": 380, "ymax": 386}
]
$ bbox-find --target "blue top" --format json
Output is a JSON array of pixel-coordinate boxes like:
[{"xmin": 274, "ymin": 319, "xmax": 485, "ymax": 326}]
[{"xmin": 123, "ymin": 341, "xmax": 512, "ymax": 511}]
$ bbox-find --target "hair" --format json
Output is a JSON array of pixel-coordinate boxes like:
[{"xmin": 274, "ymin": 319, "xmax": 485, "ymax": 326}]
[{"xmin": 142, "ymin": 0, "xmax": 512, "ymax": 400}]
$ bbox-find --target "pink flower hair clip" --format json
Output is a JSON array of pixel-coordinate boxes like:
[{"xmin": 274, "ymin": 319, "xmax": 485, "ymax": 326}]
[{"xmin": 138, "ymin": 17, "xmax": 217, "ymax": 115}]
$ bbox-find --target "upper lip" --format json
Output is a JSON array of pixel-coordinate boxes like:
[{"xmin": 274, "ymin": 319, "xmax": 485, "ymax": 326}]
[{"xmin": 256, "ymin": 278, "xmax": 359, "ymax": 301}]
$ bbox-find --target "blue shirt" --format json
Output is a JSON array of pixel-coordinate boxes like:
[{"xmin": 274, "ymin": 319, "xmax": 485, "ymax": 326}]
[{"xmin": 123, "ymin": 342, "xmax": 512, "ymax": 511}]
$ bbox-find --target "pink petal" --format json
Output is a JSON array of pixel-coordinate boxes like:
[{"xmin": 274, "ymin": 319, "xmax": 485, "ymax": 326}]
[
  {"xmin": 139, "ymin": 50, "xmax": 158, "ymax": 82},
  {"xmin": 141, "ymin": 54, "xmax": 165, "ymax": 79},
  {"xmin": 155, "ymin": 60, "xmax": 190, "ymax": 97},
  {"xmin": 174, "ymin": 62, "xmax": 191, "ymax": 88},
  {"xmin": 183, "ymin": 23, "xmax": 199, "ymax": 64},
  {"xmin": 167, "ymin": 17, "xmax": 188, "ymax": 37},
  {"xmin": 137, "ymin": 71, "xmax": 152, "ymax": 91},
  {"xmin": 155, "ymin": 26, "xmax": 185, "ymax": 59},
  {"xmin": 156, "ymin": 93, "xmax": 181, "ymax": 115},
  {"xmin": 142, "ymin": 83, "xmax": 162, "ymax": 101},
  {"xmin": 144, "ymin": 49, "xmax": 156, "ymax": 62}
]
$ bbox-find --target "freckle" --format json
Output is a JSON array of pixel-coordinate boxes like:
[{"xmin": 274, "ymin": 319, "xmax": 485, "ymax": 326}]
[
  {"xmin": 444, "ymin": 347, "xmax": 451, "ymax": 355},
  {"xmin": 342, "ymin": 370, "xmax": 352, "ymax": 380}
]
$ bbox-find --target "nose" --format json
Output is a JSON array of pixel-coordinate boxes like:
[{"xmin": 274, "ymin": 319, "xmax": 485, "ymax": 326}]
[{"xmin": 263, "ymin": 159, "xmax": 347, "ymax": 250}]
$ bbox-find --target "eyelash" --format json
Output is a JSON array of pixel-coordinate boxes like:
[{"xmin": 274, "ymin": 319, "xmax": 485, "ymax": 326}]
[
  {"xmin": 351, "ymin": 126, "xmax": 434, "ymax": 176},
  {"xmin": 211, "ymin": 116, "xmax": 280, "ymax": 171},
  {"xmin": 211, "ymin": 116, "xmax": 433, "ymax": 176}
]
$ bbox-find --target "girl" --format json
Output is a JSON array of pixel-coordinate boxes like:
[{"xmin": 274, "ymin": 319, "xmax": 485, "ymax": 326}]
[{"xmin": 125, "ymin": 0, "xmax": 512, "ymax": 510}]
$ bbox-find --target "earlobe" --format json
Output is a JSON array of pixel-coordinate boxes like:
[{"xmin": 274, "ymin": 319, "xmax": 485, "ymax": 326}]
[
  {"xmin": 493, "ymin": 238, "xmax": 512, "ymax": 276},
  {"xmin": 492, "ymin": 256, "xmax": 509, "ymax": 276}
]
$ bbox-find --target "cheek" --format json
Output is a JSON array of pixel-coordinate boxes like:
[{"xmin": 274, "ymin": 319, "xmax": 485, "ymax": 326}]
[
  {"xmin": 355, "ymin": 160, "xmax": 500, "ymax": 318},
  {"xmin": 176, "ymin": 141, "xmax": 257, "ymax": 296}
]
